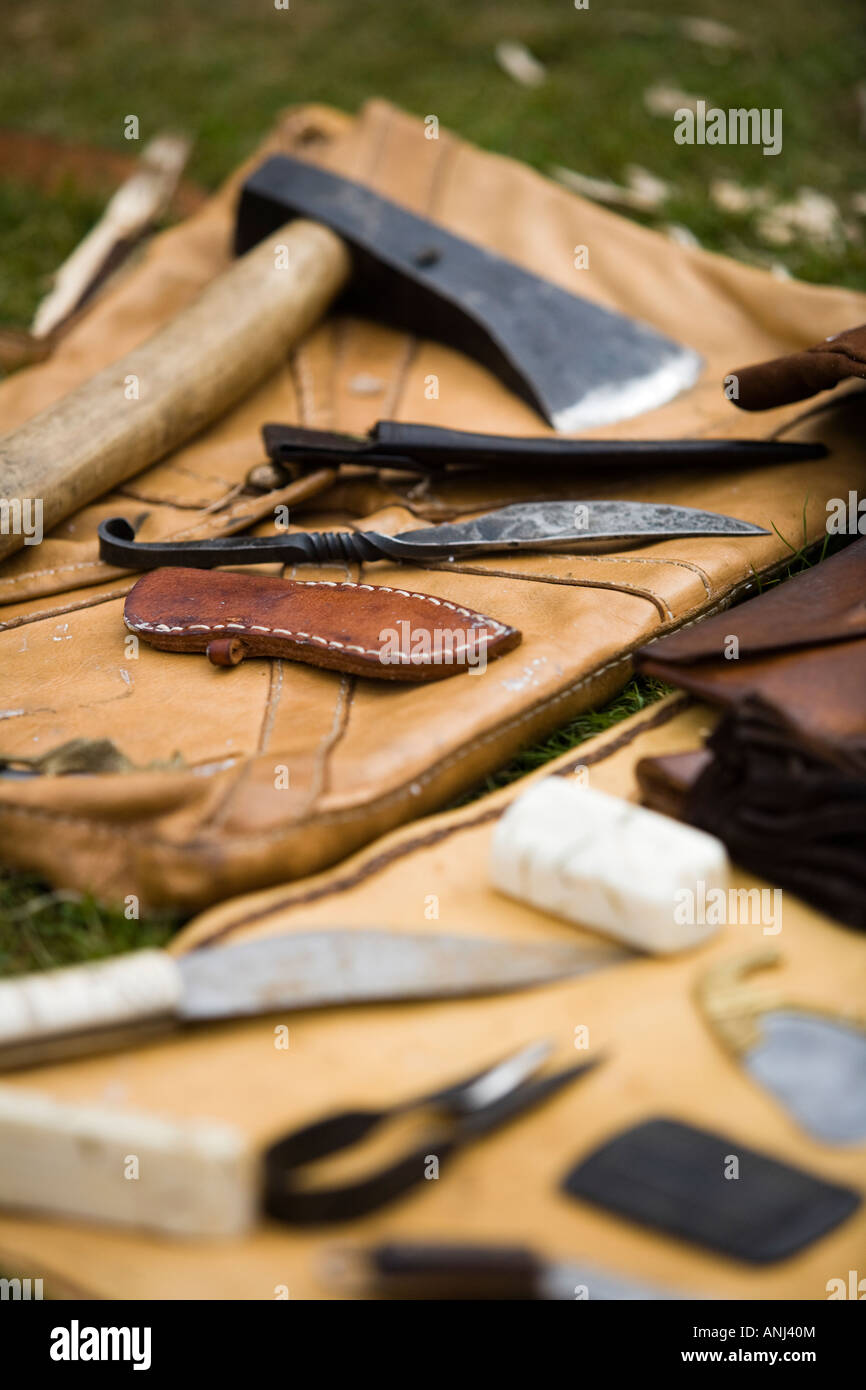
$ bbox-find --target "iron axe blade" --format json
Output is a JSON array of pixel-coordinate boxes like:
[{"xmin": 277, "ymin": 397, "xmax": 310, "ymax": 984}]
[{"xmin": 237, "ymin": 156, "xmax": 702, "ymax": 432}]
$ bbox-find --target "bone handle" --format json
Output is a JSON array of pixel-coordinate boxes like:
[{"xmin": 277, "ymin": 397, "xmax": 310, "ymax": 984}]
[
  {"xmin": 0, "ymin": 1084, "xmax": 257, "ymax": 1236},
  {"xmin": 0, "ymin": 218, "xmax": 351, "ymax": 562},
  {"xmin": 0, "ymin": 950, "xmax": 183, "ymax": 1067}
]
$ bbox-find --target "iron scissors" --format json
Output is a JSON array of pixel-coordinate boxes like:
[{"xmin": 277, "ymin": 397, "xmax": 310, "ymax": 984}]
[{"xmin": 263, "ymin": 1039, "xmax": 599, "ymax": 1226}]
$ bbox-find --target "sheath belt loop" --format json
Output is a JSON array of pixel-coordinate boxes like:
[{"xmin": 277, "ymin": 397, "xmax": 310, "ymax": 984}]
[{"xmin": 207, "ymin": 637, "xmax": 246, "ymax": 668}]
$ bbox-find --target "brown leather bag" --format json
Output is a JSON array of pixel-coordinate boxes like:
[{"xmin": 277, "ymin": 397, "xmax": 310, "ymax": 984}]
[{"xmin": 2, "ymin": 100, "xmax": 866, "ymax": 911}]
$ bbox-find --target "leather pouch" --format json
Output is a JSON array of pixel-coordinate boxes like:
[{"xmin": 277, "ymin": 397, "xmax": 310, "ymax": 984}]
[
  {"xmin": 636, "ymin": 539, "xmax": 866, "ymax": 929},
  {"xmin": 732, "ymin": 322, "xmax": 866, "ymax": 411},
  {"xmin": 123, "ymin": 566, "xmax": 519, "ymax": 678},
  {"xmin": 561, "ymin": 1117, "xmax": 860, "ymax": 1263},
  {"xmin": 2, "ymin": 100, "xmax": 866, "ymax": 910}
]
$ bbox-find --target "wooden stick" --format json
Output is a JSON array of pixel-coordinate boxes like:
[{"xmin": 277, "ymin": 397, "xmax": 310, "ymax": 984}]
[
  {"xmin": 31, "ymin": 134, "xmax": 193, "ymax": 338},
  {"xmin": 0, "ymin": 218, "xmax": 351, "ymax": 563}
]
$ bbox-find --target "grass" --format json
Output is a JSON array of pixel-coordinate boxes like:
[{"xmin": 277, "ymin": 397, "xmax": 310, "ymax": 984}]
[
  {"xmin": 0, "ymin": 874, "xmax": 178, "ymax": 977},
  {"xmin": 1, "ymin": 0, "xmax": 865, "ymax": 327},
  {"xmin": 0, "ymin": 0, "xmax": 864, "ymax": 965},
  {"xmin": 451, "ymin": 673, "xmax": 674, "ymax": 804}
]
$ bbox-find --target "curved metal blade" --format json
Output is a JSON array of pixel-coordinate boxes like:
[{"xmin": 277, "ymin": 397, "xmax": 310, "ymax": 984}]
[
  {"xmin": 748, "ymin": 1011, "xmax": 866, "ymax": 1144},
  {"xmin": 380, "ymin": 500, "xmax": 769, "ymax": 559},
  {"xmin": 178, "ymin": 929, "xmax": 626, "ymax": 1020}
]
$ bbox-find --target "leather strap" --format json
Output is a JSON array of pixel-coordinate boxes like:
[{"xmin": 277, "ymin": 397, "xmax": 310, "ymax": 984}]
[{"xmin": 731, "ymin": 322, "xmax": 866, "ymax": 410}]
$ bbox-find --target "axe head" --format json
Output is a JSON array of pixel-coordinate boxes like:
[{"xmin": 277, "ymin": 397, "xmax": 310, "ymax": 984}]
[{"xmin": 235, "ymin": 156, "xmax": 702, "ymax": 432}]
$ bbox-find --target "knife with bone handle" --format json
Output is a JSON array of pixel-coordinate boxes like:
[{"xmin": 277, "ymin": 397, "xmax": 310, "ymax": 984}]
[
  {"xmin": 0, "ymin": 930, "xmax": 628, "ymax": 1070},
  {"xmin": 98, "ymin": 500, "xmax": 768, "ymax": 570}
]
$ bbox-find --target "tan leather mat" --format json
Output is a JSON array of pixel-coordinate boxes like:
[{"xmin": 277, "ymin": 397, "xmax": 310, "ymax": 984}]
[
  {"xmin": 0, "ymin": 695, "xmax": 862, "ymax": 1299},
  {"xmin": 2, "ymin": 101, "xmax": 866, "ymax": 910}
]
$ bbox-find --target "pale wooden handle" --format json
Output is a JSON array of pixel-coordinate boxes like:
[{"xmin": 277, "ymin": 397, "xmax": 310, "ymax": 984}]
[
  {"xmin": 0, "ymin": 1084, "xmax": 256, "ymax": 1236},
  {"xmin": 0, "ymin": 218, "xmax": 351, "ymax": 562},
  {"xmin": 0, "ymin": 950, "xmax": 183, "ymax": 1052}
]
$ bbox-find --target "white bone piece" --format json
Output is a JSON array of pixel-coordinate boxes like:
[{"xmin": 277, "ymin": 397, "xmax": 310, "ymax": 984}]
[
  {"xmin": 0, "ymin": 1085, "xmax": 257, "ymax": 1237},
  {"xmin": 490, "ymin": 778, "xmax": 729, "ymax": 954}
]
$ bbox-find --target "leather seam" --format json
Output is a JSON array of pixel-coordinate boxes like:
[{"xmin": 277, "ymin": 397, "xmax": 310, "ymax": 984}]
[
  {"xmin": 0, "ymin": 651, "xmax": 632, "ymax": 844},
  {"xmin": 414, "ymin": 552, "xmax": 712, "ymax": 599},
  {"xmin": 305, "ymin": 673, "xmax": 354, "ymax": 810},
  {"xmin": 0, "ymin": 588, "xmax": 132, "ymax": 631},
  {"xmin": 0, "ymin": 477, "xmax": 333, "ymax": 595},
  {"xmin": 0, "ymin": 573, "xmax": 775, "ymax": 847},
  {"xmin": 299, "ymin": 654, "xmax": 632, "ymax": 829},
  {"xmin": 0, "ymin": 561, "xmax": 115, "ymax": 586},
  {"xmin": 185, "ymin": 696, "xmax": 695, "ymax": 943},
  {"xmin": 258, "ymin": 659, "xmax": 284, "ymax": 754},
  {"xmin": 418, "ymin": 563, "xmax": 675, "ymax": 620}
]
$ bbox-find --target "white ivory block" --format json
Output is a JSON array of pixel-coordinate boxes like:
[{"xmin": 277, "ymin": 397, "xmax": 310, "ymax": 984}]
[
  {"xmin": 490, "ymin": 778, "xmax": 729, "ymax": 953},
  {"xmin": 0, "ymin": 1086, "xmax": 257, "ymax": 1237}
]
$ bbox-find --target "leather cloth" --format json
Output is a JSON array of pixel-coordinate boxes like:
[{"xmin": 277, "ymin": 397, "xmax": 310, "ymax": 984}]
[
  {"xmin": 2, "ymin": 100, "xmax": 866, "ymax": 910},
  {"xmin": 731, "ymin": 321, "xmax": 866, "ymax": 410},
  {"xmin": 0, "ymin": 697, "xmax": 862, "ymax": 1299},
  {"xmin": 636, "ymin": 539, "xmax": 866, "ymax": 929}
]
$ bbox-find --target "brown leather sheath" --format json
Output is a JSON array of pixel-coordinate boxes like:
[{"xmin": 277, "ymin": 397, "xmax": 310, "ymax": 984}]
[{"xmin": 123, "ymin": 566, "xmax": 521, "ymax": 680}]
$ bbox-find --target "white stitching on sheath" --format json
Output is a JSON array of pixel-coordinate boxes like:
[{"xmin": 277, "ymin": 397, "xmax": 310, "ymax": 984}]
[{"xmin": 125, "ymin": 579, "xmax": 511, "ymax": 661}]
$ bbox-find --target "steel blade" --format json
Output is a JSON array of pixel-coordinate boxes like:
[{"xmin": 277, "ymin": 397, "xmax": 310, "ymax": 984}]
[
  {"xmin": 238, "ymin": 157, "xmax": 702, "ymax": 431},
  {"xmin": 379, "ymin": 499, "xmax": 769, "ymax": 559},
  {"xmin": 541, "ymin": 1261, "xmax": 690, "ymax": 1301},
  {"xmin": 177, "ymin": 930, "xmax": 625, "ymax": 1020},
  {"xmin": 747, "ymin": 1011, "xmax": 866, "ymax": 1144}
]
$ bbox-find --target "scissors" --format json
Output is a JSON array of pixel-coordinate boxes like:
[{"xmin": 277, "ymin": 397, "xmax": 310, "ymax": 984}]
[{"xmin": 263, "ymin": 1040, "xmax": 599, "ymax": 1225}]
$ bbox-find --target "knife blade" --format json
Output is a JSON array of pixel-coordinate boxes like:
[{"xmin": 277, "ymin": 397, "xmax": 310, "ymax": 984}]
[
  {"xmin": 0, "ymin": 929, "xmax": 626, "ymax": 1070},
  {"xmin": 99, "ymin": 500, "xmax": 769, "ymax": 570},
  {"xmin": 697, "ymin": 950, "xmax": 866, "ymax": 1144}
]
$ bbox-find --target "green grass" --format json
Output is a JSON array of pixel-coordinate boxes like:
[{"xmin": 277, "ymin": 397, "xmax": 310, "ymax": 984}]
[
  {"xmin": 451, "ymin": 673, "xmax": 674, "ymax": 805},
  {"xmin": 0, "ymin": 872, "xmax": 178, "ymax": 977},
  {"xmin": 1, "ymin": 0, "xmax": 865, "ymax": 329},
  {"xmin": 0, "ymin": 0, "xmax": 863, "ymax": 966}
]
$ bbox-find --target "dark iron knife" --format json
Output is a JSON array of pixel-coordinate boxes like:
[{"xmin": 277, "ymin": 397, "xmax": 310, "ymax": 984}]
[{"xmin": 99, "ymin": 500, "xmax": 769, "ymax": 571}]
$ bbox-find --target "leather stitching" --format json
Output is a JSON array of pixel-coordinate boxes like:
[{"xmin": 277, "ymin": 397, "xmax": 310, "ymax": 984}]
[
  {"xmin": 125, "ymin": 579, "xmax": 511, "ymax": 658},
  {"xmin": 421, "ymin": 552, "xmax": 712, "ymax": 600},
  {"xmin": 0, "ymin": 650, "xmax": 632, "ymax": 844},
  {"xmin": 420, "ymin": 563, "xmax": 675, "ymax": 620}
]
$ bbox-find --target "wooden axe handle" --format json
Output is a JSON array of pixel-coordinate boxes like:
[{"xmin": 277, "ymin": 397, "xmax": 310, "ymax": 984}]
[{"xmin": 0, "ymin": 218, "xmax": 351, "ymax": 563}]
